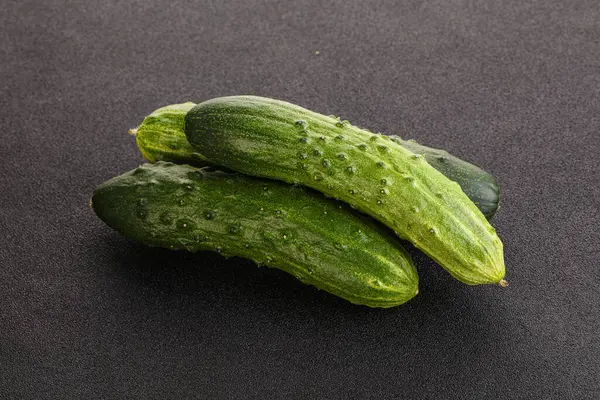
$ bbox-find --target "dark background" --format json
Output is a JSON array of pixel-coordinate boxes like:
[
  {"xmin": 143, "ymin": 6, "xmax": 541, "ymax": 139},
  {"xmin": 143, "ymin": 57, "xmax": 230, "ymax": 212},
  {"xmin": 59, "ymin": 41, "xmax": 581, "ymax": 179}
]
[{"xmin": 1, "ymin": 0, "xmax": 599, "ymax": 398}]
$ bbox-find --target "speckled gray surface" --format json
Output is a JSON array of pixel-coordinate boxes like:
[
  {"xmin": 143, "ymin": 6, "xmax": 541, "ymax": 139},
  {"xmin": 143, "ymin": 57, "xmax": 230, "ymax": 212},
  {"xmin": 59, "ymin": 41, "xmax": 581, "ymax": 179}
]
[{"xmin": 1, "ymin": 1, "xmax": 599, "ymax": 398}]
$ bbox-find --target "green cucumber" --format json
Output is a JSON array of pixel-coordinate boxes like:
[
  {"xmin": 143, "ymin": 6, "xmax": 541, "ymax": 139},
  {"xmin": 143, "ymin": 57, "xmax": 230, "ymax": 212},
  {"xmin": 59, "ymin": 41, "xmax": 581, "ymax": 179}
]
[
  {"xmin": 130, "ymin": 102, "xmax": 214, "ymax": 167},
  {"xmin": 131, "ymin": 103, "xmax": 499, "ymax": 219},
  {"xmin": 185, "ymin": 96, "xmax": 506, "ymax": 286},
  {"xmin": 391, "ymin": 138, "xmax": 500, "ymax": 219},
  {"xmin": 92, "ymin": 162, "xmax": 419, "ymax": 308}
]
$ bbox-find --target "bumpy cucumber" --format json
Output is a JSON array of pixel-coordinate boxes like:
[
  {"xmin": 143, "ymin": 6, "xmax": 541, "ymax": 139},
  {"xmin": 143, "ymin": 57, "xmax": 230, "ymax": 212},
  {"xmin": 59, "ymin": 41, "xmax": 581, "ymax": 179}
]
[
  {"xmin": 131, "ymin": 103, "xmax": 500, "ymax": 219},
  {"xmin": 92, "ymin": 162, "xmax": 419, "ymax": 307},
  {"xmin": 391, "ymin": 138, "xmax": 500, "ymax": 219},
  {"xmin": 185, "ymin": 96, "xmax": 506, "ymax": 285},
  {"xmin": 130, "ymin": 103, "xmax": 214, "ymax": 167}
]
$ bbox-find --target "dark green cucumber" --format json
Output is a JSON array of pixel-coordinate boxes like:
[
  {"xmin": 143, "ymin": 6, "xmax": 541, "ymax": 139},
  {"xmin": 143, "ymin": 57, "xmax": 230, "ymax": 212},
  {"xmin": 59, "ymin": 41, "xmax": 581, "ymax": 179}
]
[
  {"xmin": 131, "ymin": 103, "xmax": 500, "ymax": 219},
  {"xmin": 185, "ymin": 96, "xmax": 506, "ymax": 286},
  {"xmin": 92, "ymin": 162, "xmax": 419, "ymax": 308},
  {"xmin": 391, "ymin": 138, "xmax": 500, "ymax": 219}
]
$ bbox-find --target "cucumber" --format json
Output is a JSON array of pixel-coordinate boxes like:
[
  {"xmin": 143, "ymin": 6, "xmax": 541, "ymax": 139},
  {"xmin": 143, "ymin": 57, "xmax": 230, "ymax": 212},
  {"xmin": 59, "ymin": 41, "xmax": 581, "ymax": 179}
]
[
  {"xmin": 185, "ymin": 96, "xmax": 506, "ymax": 286},
  {"xmin": 391, "ymin": 138, "xmax": 500, "ymax": 219},
  {"xmin": 130, "ymin": 102, "xmax": 214, "ymax": 167},
  {"xmin": 91, "ymin": 162, "xmax": 419, "ymax": 308},
  {"xmin": 131, "ymin": 103, "xmax": 500, "ymax": 219}
]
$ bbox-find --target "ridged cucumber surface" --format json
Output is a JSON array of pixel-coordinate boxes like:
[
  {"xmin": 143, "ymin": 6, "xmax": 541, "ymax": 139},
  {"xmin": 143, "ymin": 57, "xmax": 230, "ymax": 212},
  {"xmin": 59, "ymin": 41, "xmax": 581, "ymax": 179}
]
[
  {"xmin": 391, "ymin": 138, "xmax": 500, "ymax": 219},
  {"xmin": 131, "ymin": 103, "xmax": 500, "ymax": 219},
  {"xmin": 185, "ymin": 96, "xmax": 506, "ymax": 285},
  {"xmin": 131, "ymin": 103, "xmax": 214, "ymax": 167},
  {"xmin": 92, "ymin": 162, "xmax": 419, "ymax": 307}
]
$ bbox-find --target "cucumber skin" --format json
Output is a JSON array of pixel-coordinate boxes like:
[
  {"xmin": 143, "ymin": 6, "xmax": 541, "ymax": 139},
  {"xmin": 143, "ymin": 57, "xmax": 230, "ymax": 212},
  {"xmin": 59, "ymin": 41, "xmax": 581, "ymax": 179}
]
[
  {"xmin": 92, "ymin": 162, "xmax": 419, "ymax": 308},
  {"xmin": 133, "ymin": 102, "xmax": 215, "ymax": 167},
  {"xmin": 185, "ymin": 96, "xmax": 505, "ymax": 285},
  {"xmin": 133, "ymin": 103, "xmax": 499, "ymax": 219},
  {"xmin": 392, "ymin": 138, "xmax": 500, "ymax": 220}
]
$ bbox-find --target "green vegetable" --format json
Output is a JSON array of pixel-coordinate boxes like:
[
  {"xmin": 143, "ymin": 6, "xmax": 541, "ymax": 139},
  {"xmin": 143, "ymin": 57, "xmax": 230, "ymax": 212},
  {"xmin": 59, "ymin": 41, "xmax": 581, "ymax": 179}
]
[
  {"xmin": 391, "ymin": 138, "xmax": 500, "ymax": 219},
  {"xmin": 131, "ymin": 103, "xmax": 500, "ymax": 219},
  {"xmin": 185, "ymin": 96, "xmax": 506, "ymax": 286},
  {"xmin": 130, "ymin": 102, "xmax": 214, "ymax": 167},
  {"xmin": 91, "ymin": 162, "xmax": 419, "ymax": 307}
]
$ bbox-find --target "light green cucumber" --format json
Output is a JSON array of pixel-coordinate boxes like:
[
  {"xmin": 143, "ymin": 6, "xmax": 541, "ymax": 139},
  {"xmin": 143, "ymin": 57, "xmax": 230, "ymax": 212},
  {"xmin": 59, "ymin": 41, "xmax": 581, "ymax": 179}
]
[
  {"xmin": 130, "ymin": 102, "xmax": 214, "ymax": 167},
  {"xmin": 92, "ymin": 162, "xmax": 419, "ymax": 308},
  {"xmin": 184, "ymin": 96, "xmax": 506, "ymax": 286},
  {"xmin": 131, "ymin": 103, "xmax": 500, "ymax": 219}
]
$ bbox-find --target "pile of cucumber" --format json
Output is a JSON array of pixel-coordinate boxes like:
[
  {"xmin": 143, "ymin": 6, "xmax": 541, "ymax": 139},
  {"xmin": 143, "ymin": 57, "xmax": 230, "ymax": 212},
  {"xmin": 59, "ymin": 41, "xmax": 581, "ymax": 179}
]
[{"xmin": 92, "ymin": 96, "xmax": 505, "ymax": 308}]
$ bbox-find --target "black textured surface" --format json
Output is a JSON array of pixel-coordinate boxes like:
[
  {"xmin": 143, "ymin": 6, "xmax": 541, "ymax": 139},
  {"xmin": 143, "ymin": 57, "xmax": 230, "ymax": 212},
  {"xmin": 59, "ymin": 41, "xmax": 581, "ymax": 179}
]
[{"xmin": 1, "ymin": 0, "xmax": 599, "ymax": 398}]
